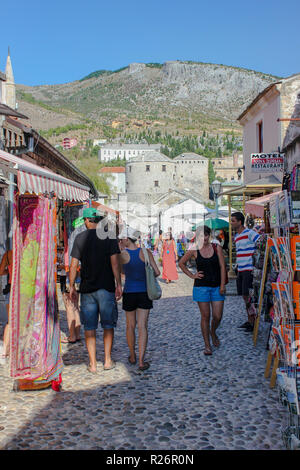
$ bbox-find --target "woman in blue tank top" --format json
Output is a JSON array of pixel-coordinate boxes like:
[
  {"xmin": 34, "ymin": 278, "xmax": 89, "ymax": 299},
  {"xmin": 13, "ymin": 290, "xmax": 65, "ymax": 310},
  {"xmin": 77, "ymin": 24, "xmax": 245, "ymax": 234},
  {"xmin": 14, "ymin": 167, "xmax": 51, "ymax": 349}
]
[{"xmin": 119, "ymin": 226, "xmax": 160, "ymax": 371}]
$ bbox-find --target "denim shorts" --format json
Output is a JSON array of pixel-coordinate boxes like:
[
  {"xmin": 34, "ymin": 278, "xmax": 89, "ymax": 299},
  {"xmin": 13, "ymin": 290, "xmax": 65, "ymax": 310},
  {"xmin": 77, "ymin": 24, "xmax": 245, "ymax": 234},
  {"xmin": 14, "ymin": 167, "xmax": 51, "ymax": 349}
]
[
  {"xmin": 193, "ymin": 286, "xmax": 225, "ymax": 302},
  {"xmin": 80, "ymin": 289, "xmax": 118, "ymax": 330}
]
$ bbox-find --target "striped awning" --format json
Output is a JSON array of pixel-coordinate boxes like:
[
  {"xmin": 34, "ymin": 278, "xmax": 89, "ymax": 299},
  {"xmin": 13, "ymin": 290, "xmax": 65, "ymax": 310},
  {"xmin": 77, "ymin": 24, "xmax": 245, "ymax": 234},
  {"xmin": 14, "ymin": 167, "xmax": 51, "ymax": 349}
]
[
  {"xmin": 0, "ymin": 149, "xmax": 90, "ymax": 202},
  {"xmin": 18, "ymin": 170, "xmax": 89, "ymax": 201}
]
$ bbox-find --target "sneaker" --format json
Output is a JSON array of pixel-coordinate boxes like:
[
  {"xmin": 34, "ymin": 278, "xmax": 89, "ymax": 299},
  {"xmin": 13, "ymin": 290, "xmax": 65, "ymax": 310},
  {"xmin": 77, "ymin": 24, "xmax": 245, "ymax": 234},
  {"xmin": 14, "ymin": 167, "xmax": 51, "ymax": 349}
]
[
  {"xmin": 244, "ymin": 324, "xmax": 254, "ymax": 332},
  {"xmin": 238, "ymin": 321, "xmax": 251, "ymax": 329}
]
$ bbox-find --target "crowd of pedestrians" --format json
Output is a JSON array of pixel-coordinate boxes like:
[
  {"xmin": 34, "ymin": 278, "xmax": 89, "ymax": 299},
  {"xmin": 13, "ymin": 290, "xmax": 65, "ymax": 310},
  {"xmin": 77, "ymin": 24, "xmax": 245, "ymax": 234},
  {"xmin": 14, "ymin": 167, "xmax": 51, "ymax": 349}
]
[{"xmin": 0, "ymin": 209, "xmax": 261, "ymax": 367}]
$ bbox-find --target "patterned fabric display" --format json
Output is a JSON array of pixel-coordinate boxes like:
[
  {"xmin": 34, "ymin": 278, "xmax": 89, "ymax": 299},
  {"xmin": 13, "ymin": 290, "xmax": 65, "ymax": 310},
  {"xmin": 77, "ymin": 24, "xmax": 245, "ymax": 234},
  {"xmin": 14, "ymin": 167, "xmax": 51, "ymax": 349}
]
[{"xmin": 10, "ymin": 195, "xmax": 63, "ymax": 383}]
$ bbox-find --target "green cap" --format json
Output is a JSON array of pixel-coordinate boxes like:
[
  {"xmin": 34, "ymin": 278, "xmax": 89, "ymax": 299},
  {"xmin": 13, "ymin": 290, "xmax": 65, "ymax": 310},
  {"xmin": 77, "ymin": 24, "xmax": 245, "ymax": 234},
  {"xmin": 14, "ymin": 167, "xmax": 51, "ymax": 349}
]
[{"xmin": 82, "ymin": 207, "xmax": 101, "ymax": 218}]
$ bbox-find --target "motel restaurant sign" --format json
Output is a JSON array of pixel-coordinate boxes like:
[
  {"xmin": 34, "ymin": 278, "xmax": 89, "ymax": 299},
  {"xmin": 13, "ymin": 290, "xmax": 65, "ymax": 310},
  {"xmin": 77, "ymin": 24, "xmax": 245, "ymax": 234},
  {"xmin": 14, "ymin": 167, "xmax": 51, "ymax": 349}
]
[{"xmin": 251, "ymin": 152, "xmax": 284, "ymax": 172}]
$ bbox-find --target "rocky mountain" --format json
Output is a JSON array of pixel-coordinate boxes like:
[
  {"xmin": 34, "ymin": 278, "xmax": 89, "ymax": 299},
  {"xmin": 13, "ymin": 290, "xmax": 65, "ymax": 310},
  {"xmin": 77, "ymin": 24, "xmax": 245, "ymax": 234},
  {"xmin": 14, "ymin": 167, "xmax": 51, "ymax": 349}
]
[{"xmin": 16, "ymin": 61, "xmax": 280, "ymax": 139}]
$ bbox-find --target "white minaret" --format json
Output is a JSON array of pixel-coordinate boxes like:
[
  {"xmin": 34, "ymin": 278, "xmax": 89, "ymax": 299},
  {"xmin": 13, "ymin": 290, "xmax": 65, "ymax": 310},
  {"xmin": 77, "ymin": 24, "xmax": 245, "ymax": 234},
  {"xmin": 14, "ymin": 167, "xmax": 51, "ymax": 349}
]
[{"xmin": 5, "ymin": 47, "xmax": 16, "ymax": 109}]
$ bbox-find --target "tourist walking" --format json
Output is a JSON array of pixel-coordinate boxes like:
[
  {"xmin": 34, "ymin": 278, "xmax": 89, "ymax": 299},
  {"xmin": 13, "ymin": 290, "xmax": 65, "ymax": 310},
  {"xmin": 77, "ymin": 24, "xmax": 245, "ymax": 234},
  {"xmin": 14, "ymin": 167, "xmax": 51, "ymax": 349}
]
[
  {"xmin": 119, "ymin": 226, "xmax": 160, "ymax": 371},
  {"xmin": 179, "ymin": 226, "xmax": 226, "ymax": 356},
  {"xmin": 69, "ymin": 208, "xmax": 122, "ymax": 373},
  {"xmin": 162, "ymin": 232, "xmax": 178, "ymax": 283},
  {"xmin": 0, "ymin": 249, "xmax": 12, "ymax": 358},
  {"xmin": 154, "ymin": 230, "xmax": 163, "ymax": 265},
  {"xmin": 57, "ymin": 246, "xmax": 81, "ymax": 344},
  {"xmin": 231, "ymin": 212, "xmax": 260, "ymax": 333}
]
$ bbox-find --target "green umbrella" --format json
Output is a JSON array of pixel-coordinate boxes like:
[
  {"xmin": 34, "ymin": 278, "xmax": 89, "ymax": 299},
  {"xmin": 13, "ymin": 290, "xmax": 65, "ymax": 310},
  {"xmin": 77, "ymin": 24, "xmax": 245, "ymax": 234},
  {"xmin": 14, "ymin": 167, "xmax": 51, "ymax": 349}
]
[{"xmin": 192, "ymin": 218, "xmax": 229, "ymax": 231}]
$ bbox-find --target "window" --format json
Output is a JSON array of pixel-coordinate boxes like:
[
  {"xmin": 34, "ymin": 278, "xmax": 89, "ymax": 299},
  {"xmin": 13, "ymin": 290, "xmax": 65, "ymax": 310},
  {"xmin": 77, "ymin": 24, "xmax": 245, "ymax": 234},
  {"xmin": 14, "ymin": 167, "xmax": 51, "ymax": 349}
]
[
  {"xmin": 146, "ymin": 165, "xmax": 150, "ymax": 172},
  {"xmin": 257, "ymin": 121, "xmax": 263, "ymax": 152},
  {"xmin": 154, "ymin": 181, "xmax": 159, "ymax": 187},
  {"xmin": 162, "ymin": 165, "xmax": 166, "ymax": 172}
]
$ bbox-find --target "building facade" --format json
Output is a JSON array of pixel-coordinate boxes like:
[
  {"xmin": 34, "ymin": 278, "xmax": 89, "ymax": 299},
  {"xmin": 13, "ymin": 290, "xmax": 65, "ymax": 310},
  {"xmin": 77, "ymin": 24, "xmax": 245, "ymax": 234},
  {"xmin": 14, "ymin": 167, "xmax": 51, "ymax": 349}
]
[
  {"xmin": 238, "ymin": 74, "xmax": 300, "ymax": 184},
  {"xmin": 99, "ymin": 143, "xmax": 161, "ymax": 162},
  {"xmin": 125, "ymin": 151, "xmax": 209, "ymax": 204},
  {"xmin": 211, "ymin": 153, "xmax": 244, "ymax": 182}
]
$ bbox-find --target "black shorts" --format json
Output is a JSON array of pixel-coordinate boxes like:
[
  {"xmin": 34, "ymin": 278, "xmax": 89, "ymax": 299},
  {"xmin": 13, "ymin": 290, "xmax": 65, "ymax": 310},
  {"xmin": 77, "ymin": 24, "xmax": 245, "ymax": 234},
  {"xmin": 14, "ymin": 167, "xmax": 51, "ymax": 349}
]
[
  {"xmin": 236, "ymin": 271, "xmax": 253, "ymax": 296},
  {"xmin": 122, "ymin": 292, "xmax": 153, "ymax": 311}
]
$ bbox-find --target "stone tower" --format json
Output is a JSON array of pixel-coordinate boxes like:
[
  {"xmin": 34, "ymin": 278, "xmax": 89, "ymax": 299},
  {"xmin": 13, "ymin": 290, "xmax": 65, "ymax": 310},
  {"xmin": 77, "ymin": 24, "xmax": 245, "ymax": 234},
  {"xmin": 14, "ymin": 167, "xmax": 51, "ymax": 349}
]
[{"xmin": 5, "ymin": 47, "xmax": 16, "ymax": 109}]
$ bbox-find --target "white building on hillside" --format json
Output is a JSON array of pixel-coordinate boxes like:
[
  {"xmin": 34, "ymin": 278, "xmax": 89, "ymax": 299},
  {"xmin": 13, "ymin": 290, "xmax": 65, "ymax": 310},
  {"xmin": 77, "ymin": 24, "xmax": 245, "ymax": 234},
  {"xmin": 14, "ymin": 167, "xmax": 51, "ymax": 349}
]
[{"xmin": 98, "ymin": 144, "xmax": 161, "ymax": 162}]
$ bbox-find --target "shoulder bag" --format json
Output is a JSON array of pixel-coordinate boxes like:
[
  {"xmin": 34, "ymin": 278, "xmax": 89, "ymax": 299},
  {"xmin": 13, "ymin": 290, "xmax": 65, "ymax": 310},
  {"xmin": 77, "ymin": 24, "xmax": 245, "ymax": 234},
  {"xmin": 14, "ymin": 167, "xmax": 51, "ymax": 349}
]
[{"xmin": 141, "ymin": 247, "xmax": 162, "ymax": 300}]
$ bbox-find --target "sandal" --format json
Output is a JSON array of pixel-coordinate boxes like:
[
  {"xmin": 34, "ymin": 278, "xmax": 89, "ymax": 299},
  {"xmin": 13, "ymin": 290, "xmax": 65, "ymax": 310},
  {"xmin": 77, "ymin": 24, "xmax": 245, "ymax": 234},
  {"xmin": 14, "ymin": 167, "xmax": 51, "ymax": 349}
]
[
  {"xmin": 128, "ymin": 356, "xmax": 136, "ymax": 365},
  {"xmin": 210, "ymin": 333, "xmax": 220, "ymax": 347},
  {"xmin": 138, "ymin": 362, "xmax": 150, "ymax": 371},
  {"xmin": 61, "ymin": 337, "xmax": 77, "ymax": 344},
  {"xmin": 87, "ymin": 365, "xmax": 97, "ymax": 374},
  {"xmin": 103, "ymin": 360, "xmax": 116, "ymax": 371},
  {"xmin": 203, "ymin": 348, "xmax": 212, "ymax": 356}
]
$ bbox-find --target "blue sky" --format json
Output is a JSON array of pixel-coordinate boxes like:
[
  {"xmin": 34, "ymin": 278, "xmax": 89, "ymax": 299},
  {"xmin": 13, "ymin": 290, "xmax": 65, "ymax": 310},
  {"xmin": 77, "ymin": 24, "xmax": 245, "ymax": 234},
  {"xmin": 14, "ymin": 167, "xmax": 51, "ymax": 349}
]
[{"xmin": 1, "ymin": 0, "xmax": 299, "ymax": 85}]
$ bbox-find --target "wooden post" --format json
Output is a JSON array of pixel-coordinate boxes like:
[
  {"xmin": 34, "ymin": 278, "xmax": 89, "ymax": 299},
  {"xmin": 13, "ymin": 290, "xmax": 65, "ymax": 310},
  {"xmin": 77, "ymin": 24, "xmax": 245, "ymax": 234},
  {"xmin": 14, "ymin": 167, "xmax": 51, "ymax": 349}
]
[
  {"xmin": 264, "ymin": 351, "xmax": 273, "ymax": 378},
  {"xmin": 270, "ymin": 350, "xmax": 279, "ymax": 388},
  {"xmin": 253, "ymin": 241, "xmax": 269, "ymax": 346}
]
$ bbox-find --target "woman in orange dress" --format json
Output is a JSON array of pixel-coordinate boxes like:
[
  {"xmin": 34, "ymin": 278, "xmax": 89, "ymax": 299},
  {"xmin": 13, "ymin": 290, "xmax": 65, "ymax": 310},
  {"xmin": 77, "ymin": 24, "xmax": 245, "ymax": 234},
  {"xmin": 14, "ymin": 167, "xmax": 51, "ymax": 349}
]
[{"xmin": 162, "ymin": 232, "xmax": 178, "ymax": 283}]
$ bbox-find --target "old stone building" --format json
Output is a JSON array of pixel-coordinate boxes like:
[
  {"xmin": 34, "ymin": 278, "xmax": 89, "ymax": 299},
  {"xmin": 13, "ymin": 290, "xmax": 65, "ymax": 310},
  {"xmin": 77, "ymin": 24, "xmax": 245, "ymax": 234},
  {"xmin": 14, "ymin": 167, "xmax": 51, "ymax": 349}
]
[
  {"xmin": 173, "ymin": 152, "xmax": 209, "ymax": 198},
  {"xmin": 211, "ymin": 153, "xmax": 244, "ymax": 182},
  {"xmin": 125, "ymin": 151, "xmax": 209, "ymax": 204}
]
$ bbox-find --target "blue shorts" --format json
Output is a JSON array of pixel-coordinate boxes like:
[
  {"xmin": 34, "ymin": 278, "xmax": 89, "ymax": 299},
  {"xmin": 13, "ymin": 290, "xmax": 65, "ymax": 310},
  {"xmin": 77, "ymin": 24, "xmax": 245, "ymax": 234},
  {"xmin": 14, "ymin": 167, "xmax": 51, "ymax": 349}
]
[
  {"xmin": 80, "ymin": 289, "xmax": 118, "ymax": 330},
  {"xmin": 193, "ymin": 286, "xmax": 225, "ymax": 302}
]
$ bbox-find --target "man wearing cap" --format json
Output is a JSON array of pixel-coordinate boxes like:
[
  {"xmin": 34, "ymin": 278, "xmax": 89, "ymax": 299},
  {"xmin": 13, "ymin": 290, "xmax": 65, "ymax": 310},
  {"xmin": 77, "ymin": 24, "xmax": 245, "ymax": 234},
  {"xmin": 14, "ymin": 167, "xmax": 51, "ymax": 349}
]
[{"xmin": 69, "ymin": 208, "xmax": 122, "ymax": 373}]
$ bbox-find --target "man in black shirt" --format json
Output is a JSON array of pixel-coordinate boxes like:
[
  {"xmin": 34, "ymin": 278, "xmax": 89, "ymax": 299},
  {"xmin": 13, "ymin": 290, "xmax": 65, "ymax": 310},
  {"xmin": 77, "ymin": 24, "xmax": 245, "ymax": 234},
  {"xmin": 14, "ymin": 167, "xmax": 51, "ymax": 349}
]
[{"xmin": 70, "ymin": 208, "xmax": 122, "ymax": 373}]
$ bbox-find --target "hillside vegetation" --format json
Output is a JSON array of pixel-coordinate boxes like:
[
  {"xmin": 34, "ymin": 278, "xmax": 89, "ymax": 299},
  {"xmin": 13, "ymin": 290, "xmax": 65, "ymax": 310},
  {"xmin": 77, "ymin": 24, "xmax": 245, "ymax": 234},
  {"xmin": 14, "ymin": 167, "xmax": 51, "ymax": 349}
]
[{"xmin": 16, "ymin": 60, "xmax": 279, "ymax": 143}]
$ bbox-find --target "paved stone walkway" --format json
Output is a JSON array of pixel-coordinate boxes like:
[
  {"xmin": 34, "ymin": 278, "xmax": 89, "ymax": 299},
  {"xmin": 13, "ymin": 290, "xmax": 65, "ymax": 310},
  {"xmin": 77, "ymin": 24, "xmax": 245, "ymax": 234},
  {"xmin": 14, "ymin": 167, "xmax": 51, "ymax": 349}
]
[{"xmin": 0, "ymin": 272, "xmax": 287, "ymax": 450}]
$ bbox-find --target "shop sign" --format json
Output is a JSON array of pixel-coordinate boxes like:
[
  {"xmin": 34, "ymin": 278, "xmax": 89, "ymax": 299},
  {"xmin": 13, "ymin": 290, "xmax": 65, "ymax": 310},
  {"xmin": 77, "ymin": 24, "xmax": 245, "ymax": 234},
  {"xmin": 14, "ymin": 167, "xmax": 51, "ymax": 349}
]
[{"xmin": 251, "ymin": 153, "xmax": 284, "ymax": 172}]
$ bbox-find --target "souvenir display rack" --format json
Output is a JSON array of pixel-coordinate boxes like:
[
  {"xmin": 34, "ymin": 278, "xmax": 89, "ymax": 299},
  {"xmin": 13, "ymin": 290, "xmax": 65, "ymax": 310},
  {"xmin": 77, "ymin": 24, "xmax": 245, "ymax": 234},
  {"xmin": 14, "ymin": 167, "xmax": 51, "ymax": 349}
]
[{"xmin": 252, "ymin": 166, "xmax": 300, "ymax": 449}]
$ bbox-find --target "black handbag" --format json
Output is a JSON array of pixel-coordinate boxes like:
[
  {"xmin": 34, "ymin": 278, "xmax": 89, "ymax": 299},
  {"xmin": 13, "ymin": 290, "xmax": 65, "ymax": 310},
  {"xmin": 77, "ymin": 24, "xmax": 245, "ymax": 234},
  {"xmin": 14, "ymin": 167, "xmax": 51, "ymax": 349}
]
[
  {"xmin": 3, "ymin": 283, "xmax": 10, "ymax": 295},
  {"xmin": 2, "ymin": 252, "xmax": 11, "ymax": 295}
]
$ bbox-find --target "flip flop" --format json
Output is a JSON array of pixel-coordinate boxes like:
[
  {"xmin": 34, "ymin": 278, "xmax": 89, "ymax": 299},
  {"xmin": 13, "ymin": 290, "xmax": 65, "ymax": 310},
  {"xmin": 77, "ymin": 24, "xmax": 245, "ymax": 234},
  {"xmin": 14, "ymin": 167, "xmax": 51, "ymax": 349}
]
[
  {"xmin": 138, "ymin": 362, "xmax": 150, "ymax": 371},
  {"xmin": 61, "ymin": 337, "xmax": 77, "ymax": 344},
  {"xmin": 128, "ymin": 356, "xmax": 136, "ymax": 365},
  {"xmin": 203, "ymin": 348, "xmax": 213, "ymax": 356},
  {"xmin": 211, "ymin": 334, "xmax": 220, "ymax": 347},
  {"xmin": 103, "ymin": 361, "xmax": 116, "ymax": 371},
  {"xmin": 87, "ymin": 365, "xmax": 97, "ymax": 374}
]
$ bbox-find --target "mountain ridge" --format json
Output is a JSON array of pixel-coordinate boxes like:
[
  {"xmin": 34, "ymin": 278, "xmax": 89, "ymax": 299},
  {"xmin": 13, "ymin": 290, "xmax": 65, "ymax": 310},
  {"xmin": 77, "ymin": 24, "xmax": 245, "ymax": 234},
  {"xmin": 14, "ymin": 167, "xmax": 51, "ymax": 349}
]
[{"xmin": 15, "ymin": 60, "xmax": 281, "ymax": 142}]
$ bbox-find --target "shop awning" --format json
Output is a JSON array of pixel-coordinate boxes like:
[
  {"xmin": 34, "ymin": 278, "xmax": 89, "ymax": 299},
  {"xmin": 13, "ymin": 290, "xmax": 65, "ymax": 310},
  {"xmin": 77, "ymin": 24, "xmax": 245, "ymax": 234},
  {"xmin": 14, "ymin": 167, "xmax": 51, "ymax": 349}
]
[
  {"xmin": 245, "ymin": 191, "xmax": 281, "ymax": 217},
  {"xmin": 92, "ymin": 200, "xmax": 119, "ymax": 216},
  {"xmin": 0, "ymin": 149, "xmax": 90, "ymax": 201}
]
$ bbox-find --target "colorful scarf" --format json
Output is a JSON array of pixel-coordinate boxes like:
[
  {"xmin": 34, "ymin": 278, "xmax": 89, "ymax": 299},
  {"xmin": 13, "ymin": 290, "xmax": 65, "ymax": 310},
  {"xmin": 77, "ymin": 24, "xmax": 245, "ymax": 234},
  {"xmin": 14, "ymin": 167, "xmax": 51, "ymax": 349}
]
[{"xmin": 10, "ymin": 195, "xmax": 63, "ymax": 383}]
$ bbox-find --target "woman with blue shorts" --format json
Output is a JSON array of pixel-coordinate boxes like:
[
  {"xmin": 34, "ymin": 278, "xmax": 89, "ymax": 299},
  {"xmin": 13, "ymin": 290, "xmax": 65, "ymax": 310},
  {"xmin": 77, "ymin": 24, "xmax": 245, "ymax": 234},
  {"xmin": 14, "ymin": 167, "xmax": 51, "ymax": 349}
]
[{"xmin": 179, "ymin": 225, "xmax": 226, "ymax": 356}]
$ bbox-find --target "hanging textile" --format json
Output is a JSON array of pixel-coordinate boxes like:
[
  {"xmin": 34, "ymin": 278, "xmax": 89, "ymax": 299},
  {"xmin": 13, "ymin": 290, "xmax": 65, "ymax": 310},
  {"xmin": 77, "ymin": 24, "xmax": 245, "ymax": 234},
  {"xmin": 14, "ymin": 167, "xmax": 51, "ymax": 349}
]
[
  {"xmin": 0, "ymin": 195, "xmax": 7, "ymax": 299},
  {"xmin": 10, "ymin": 195, "xmax": 63, "ymax": 385}
]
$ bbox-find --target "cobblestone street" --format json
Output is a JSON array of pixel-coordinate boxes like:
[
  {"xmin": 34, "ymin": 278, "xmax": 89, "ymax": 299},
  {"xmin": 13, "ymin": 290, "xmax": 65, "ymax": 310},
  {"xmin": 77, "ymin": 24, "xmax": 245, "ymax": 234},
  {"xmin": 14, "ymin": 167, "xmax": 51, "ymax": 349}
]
[{"xmin": 0, "ymin": 272, "xmax": 287, "ymax": 450}]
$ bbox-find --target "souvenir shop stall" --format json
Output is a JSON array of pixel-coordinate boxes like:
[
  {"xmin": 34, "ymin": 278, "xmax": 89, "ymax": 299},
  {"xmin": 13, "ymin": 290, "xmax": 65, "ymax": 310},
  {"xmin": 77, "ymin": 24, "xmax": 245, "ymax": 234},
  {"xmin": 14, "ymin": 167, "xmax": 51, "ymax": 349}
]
[
  {"xmin": 249, "ymin": 170, "xmax": 300, "ymax": 448},
  {"xmin": 0, "ymin": 149, "xmax": 92, "ymax": 392}
]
